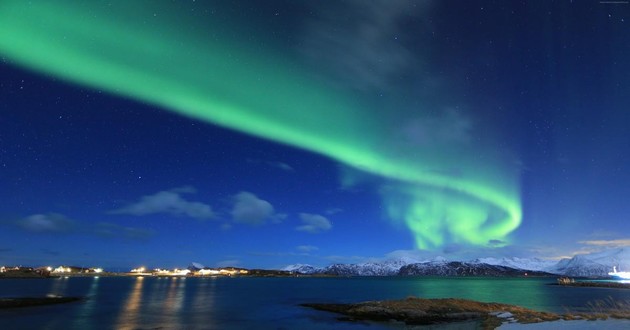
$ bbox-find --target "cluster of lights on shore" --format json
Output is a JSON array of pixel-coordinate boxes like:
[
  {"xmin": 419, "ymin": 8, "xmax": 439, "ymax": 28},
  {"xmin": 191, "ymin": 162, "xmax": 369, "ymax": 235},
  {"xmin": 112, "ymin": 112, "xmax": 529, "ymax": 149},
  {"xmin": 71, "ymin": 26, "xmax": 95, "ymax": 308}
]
[
  {"xmin": 1, "ymin": 265, "xmax": 249, "ymax": 277},
  {"xmin": 130, "ymin": 266, "xmax": 249, "ymax": 277}
]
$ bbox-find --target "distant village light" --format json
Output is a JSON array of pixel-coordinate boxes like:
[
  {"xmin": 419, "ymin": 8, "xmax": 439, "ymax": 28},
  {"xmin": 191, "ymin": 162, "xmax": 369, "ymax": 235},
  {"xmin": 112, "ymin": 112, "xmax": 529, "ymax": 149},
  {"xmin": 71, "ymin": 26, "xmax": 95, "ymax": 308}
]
[
  {"xmin": 53, "ymin": 266, "xmax": 72, "ymax": 273},
  {"xmin": 131, "ymin": 267, "xmax": 146, "ymax": 273}
]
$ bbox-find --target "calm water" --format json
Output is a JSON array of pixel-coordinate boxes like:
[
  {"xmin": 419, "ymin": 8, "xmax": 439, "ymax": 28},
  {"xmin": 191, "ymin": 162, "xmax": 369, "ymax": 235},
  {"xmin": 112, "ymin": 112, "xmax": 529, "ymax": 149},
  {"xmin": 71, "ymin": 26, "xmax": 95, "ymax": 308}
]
[{"xmin": 1, "ymin": 276, "xmax": 629, "ymax": 329}]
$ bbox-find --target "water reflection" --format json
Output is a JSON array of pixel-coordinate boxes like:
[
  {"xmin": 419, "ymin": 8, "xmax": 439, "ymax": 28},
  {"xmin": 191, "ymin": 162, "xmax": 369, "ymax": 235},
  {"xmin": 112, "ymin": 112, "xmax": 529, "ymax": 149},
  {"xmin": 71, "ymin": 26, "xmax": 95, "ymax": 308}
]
[
  {"xmin": 405, "ymin": 277, "xmax": 549, "ymax": 310},
  {"xmin": 116, "ymin": 276, "xmax": 144, "ymax": 329},
  {"xmin": 74, "ymin": 276, "xmax": 100, "ymax": 327},
  {"xmin": 48, "ymin": 276, "xmax": 69, "ymax": 296},
  {"xmin": 161, "ymin": 277, "xmax": 186, "ymax": 328},
  {"xmin": 191, "ymin": 278, "xmax": 216, "ymax": 327}
]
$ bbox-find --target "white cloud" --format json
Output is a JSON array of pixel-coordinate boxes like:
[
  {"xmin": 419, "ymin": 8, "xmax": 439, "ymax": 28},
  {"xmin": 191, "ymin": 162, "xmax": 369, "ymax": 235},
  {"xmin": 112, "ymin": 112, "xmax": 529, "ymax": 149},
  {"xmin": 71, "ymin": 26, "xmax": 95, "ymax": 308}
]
[
  {"xmin": 325, "ymin": 207, "xmax": 343, "ymax": 215},
  {"xmin": 17, "ymin": 213, "xmax": 75, "ymax": 233},
  {"xmin": 268, "ymin": 161, "xmax": 294, "ymax": 172},
  {"xmin": 297, "ymin": 245, "xmax": 319, "ymax": 252},
  {"xmin": 94, "ymin": 222, "xmax": 155, "ymax": 241},
  {"xmin": 246, "ymin": 159, "xmax": 295, "ymax": 172},
  {"xmin": 231, "ymin": 192, "xmax": 277, "ymax": 225},
  {"xmin": 111, "ymin": 187, "xmax": 214, "ymax": 220},
  {"xmin": 301, "ymin": 0, "xmax": 429, "ymax": 91},
  {"xmin": 402, "ymin": 109, "xmax": 473, "ymax": 147},
  {"xmin": 296, "ymin": 213, "xmax": 332, "ymax": 233},
  {"xmin": 579, "ymin": 239, "xmax": 630, "ymax": 247},
  {"xmin": 216, "ymin": 259, "xmax": 240, "ymax": 268}
]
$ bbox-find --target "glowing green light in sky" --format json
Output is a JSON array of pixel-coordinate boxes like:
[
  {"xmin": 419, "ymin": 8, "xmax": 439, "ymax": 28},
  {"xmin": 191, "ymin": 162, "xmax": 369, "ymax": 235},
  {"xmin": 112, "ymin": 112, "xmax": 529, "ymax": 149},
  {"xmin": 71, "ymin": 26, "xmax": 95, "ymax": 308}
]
[{"xmin": 0, "ymin": 1, "xmax": 521, "ymax": 249}]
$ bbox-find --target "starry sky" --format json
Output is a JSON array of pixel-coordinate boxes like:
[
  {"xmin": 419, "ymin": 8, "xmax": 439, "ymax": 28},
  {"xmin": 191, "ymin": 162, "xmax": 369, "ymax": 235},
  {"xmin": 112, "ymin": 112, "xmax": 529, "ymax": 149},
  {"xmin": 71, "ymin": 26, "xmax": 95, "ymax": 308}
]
[{"xmin": 1, "ymin": 0, "xmax": 629, "ymax": 270}]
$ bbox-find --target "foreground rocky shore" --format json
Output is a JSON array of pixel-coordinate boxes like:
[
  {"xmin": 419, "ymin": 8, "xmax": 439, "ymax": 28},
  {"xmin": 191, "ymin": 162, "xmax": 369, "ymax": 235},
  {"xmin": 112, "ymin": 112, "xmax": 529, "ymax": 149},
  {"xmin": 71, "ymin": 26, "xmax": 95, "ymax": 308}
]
[
  {"xmin": 556, "ymin": 280, "xmax": 630, "ymax": 289},
  {"xmin": 302, "ymin": 296, "xmax": 630, "ymax": 329},
  {"xmin": 0, "ymin": 296, "xmax": 82, "ymax": 309}
]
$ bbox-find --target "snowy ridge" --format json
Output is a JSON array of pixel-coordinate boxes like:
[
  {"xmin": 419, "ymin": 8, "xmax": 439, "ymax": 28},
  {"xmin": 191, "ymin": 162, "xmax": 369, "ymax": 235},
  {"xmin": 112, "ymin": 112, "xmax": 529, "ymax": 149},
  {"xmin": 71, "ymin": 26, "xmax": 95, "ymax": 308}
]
[
  {"xmin": 284, "ymin": 248, "xmax": 630, "ymax": 277},
  {"xmin": 472, "ymin": 257, "xmax": 557, "ymax": 272},
  {"xmin": 549, "ymin": 247, "xmax": 630, "ymax": 277}
]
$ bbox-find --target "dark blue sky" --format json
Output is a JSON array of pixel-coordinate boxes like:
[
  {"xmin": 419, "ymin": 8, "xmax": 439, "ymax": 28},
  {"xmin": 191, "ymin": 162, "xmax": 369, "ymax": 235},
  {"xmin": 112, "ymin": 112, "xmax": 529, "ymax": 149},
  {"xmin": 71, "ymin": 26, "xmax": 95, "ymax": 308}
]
[{"xmin": 1, "ymin": 0, "xmax": 629, "ymax": 270}]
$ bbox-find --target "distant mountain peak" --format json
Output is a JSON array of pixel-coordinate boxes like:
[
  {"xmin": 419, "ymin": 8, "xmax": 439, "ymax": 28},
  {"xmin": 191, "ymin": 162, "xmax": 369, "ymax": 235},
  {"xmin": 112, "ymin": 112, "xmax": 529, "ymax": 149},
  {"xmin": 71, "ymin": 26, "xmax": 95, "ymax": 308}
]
[{"xmin": 283, "ymin": 247, "xmax": 629, "ymax": 277}]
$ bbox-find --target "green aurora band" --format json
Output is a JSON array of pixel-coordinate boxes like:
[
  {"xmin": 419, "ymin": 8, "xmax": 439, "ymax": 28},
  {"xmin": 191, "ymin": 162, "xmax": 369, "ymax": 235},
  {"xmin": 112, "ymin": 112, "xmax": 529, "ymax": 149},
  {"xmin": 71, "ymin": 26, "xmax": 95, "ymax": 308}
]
[{"xmin": 0, "ymin": 1, "xmax": 521, "ymax": 249}]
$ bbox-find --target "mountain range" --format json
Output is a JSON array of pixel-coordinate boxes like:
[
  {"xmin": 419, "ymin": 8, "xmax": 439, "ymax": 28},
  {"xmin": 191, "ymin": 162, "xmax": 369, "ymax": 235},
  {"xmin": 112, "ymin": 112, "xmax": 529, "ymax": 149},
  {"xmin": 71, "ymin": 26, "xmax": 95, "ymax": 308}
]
[{"xmin": 284, "ymin": 247, "xmax": 630, "ymax": 277}]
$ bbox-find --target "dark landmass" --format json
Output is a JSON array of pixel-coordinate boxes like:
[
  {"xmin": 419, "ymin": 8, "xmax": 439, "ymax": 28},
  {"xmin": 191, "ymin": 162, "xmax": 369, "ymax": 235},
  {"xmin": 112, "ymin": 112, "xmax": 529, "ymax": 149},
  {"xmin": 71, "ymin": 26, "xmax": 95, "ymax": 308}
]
[
  {"xmin": 556, "ymin": 281, "xmax": 630, "ymax": 289},
  {"xmin": 295, "ymin": 261, "xmax": 556, "ymax": 277},
  {"xmin": 244, "ymin": 269, "xmax": 297, "ymax": 276},
  {"xmin": 0, "ymin": 296, "xmax": 83, "ymax": 309},
  {"xmin": 0, "ymin": 270, "xmax": 50, "ymax": 278},
  {"xmin": 398, "ymin": 262, "xmax": 554, "ymax": 277},
  {"xmin": 302, "ymin": 296, "xmax": 630, "ymax": 329},
  {"xmin": 302, "ymin": 297, "xmax": 560, "ymax": 329}
]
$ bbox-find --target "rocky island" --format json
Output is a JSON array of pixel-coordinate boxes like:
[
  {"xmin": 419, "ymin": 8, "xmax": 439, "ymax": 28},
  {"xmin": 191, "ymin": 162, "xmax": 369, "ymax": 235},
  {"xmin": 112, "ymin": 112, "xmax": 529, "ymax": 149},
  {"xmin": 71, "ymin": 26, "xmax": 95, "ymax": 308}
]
[
  {"xmin": 0, "ymin": 296, "xmax": 83, "ymax": 309},
  {"xmin": 302, "ymin": 296, "xmax": 630, "ymax": 329}
]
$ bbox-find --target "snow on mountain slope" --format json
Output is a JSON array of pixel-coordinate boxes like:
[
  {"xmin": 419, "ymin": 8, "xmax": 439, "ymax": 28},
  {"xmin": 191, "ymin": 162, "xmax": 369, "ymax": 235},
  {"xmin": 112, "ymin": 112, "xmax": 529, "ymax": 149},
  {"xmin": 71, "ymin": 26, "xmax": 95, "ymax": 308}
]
[
  {"xmin": 549, "ymin": 247, "xmax": 630, "ymax": 277},
  {"xmin": 283, "ymin": 248, "xmax": 630, "ymax": 277},
  {"xmin": 472, "ymin": 257, "xmax": 557, "ymax": 272},
  {"xmin": 282, "ymin": 264, "xmax": 320, "ymax": 274}
]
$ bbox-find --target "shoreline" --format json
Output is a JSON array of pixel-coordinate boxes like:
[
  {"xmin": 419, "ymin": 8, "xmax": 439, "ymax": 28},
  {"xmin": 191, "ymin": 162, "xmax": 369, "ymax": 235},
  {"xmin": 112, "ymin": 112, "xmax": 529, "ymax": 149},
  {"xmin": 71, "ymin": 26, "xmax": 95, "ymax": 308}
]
[
  {"xmin": 0, "ymin": 272, "xmax": 336, "ymax": 279},
  {"xmin": 0, "ymin": 296, "xmax": 83, "ymax": 309},
  {"xmin": 555, "ymin": 281, "xmax": 630, "ymax": 289},
  {"xmin": 301, "ymin": 296, "xmax": 630, "ymax": 329}
]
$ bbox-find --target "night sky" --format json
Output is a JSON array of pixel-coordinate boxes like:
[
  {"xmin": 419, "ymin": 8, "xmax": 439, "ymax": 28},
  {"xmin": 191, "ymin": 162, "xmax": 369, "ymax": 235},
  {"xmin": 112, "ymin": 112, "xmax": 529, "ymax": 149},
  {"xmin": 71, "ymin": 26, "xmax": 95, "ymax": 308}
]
[{"xmin": 1, "ymin": 0, "xmax": 629, "ymax": 270}]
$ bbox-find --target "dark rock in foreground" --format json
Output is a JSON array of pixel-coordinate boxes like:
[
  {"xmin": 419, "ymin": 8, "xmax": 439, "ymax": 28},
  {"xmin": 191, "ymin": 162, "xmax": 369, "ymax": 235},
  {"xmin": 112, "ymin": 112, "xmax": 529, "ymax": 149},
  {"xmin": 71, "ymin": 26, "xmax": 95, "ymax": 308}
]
[
  {"xmin": 556, "ymin": 281, "xmax": 630, "ymax": 289},
  {"xmin": 303, "ymin": 296, "xmax": 630, "ymax": 329},
  {"xmin": 0, "ymin": 296, "xmax": 82, "ymax": 309},
  {"xmin": 303, "ymin": 297, "xmax": 564, "ymax": 329}
]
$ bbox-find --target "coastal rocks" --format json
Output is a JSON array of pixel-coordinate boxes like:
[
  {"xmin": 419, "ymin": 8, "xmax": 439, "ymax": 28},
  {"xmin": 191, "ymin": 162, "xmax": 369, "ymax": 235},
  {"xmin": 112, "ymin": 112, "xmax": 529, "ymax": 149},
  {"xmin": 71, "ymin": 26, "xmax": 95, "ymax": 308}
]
[
  {"xmin": 0, "ymin": 296, "xmax": 83, "ymax": 309},
  {"xmin": 302, "ymin": 297, "xmax": 560, "ymax": 329},
  {"xmin": 302, "ymin": 297, "xmax": 563, "ymax": 329}
]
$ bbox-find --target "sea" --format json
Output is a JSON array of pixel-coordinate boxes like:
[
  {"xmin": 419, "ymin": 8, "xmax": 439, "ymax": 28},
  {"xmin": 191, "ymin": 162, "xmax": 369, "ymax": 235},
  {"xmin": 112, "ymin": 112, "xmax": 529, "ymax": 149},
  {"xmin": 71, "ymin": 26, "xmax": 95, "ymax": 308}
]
[{"xmin": 1, "ymin": 276, "xmax": 630, "ymax": 329}]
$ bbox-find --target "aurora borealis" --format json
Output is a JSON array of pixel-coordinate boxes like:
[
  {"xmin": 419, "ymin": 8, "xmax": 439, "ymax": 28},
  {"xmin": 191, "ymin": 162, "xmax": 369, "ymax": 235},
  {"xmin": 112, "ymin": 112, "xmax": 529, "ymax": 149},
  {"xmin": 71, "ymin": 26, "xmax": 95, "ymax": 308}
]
[{"xmin": 1, "ymin": 1, "xmax": 629, "ymax": 268}]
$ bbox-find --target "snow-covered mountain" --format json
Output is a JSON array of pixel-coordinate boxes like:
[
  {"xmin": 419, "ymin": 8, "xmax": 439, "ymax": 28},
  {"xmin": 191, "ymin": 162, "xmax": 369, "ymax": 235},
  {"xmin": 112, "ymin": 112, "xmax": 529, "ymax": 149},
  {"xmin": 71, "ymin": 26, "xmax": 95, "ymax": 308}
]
[
  {"xmin": 284, "ymin": 248, "xmax": 630, "ymax": 277},
  {"xmin": 284, "ymin": 257, "xmax": 546, "ymax": 276},
  {"xmin": 472, "ymin": 257, "xmax": 556, "ymax": 272},
  {"xmin": 548, "ymin": 247, "xmax": 630, "ymax": 277},
  {"xmin": 283, "ymin": 264, "xmax": 320, "ymax": 274},
  {"xmin": 398, "ymin": 261, "xmax": 546, "ymax": 277}
]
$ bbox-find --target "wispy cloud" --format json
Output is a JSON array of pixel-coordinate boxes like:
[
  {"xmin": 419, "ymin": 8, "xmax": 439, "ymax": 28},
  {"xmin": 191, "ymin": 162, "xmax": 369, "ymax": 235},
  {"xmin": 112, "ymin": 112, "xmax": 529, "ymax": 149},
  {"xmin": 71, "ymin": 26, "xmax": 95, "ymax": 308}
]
[
  {"xmin": 216, "ymin": 259, "xmax": 240, "ymax": 268},
  {"xmin": 10, "ymin": 212, "xmax": 156, "ymax": 242},
  {"xmin": 301, "ymin": 0, "xmax": 429, "ymax": 91},
  {"xmin": 40, "ymin": 248, "xmax": 60, "ymax": 256},
  {"xmin": 267, "ymin": 161, "xmax": 294, "ymax": 172},
  {"xmin": 296, "ymin": 245, "xmax": 319, "ymax": 252},
  {"xmin": 111, "ymin": 187, "xmax": 214, "ymax": 220},
  {"xmin": 296, "ymin": 213, "xmax": 332, "ymax": 234},
  {"xmin": 16, "ymin": 213, "xmax": 75, "ymax": 233},
  {"xmin": 325, "ymin": 208, "xmax": 343, "ymax": 215},
  {"xmin": 487, "ymin": 239, "xmax": 506, "ymax": 246},
  {"xmin": 247, "ymin": 159, "xmax": 295, "ymax": 172},
  {"xmin": 579, "ymin": 239, "xmax": 630, "ymax": 248},
  {"xmin": 231, "ymin": 192, "xmax": 283, "ymax": 225},
  {"xmin": 94, "ymin": 222, "xmax": 156, "ymax": 241}
]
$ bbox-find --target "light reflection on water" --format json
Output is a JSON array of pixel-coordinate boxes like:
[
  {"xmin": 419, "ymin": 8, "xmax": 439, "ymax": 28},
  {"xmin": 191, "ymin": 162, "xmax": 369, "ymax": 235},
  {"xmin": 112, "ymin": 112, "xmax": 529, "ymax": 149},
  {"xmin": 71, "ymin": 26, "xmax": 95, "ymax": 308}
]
[
  {"xmin": 161, "ymin": 277, "xmax": 185, "ymax": 328},
  {"xmin": 404, "ymin": 277, "xmax": 549, "ymax": 309},
  {"xmin": 115, "ymin": 276, "xmax": 144, "ymax": 330},
  {"xmin": 74, "ymin": 276, "xmax": 99, "ymax": 328},
  {"xmin": 48, "ymin": 276, "xmax": 69, "ymax": 296},
  {"xmin": 1, "ymin": 276, "xmax": 629, "ymax": 329},
  {"xmin": 191, "ymin": 278, "xmax": 215, "ymax": 327}
]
